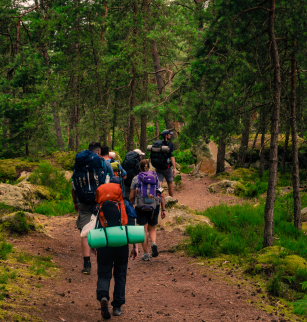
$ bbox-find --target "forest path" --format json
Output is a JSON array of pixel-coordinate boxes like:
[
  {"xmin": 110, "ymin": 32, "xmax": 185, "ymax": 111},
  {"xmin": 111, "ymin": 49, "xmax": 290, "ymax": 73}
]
[
  {"xmin": 14, "ymin": 216, "xmax": 275, "ymax": 322},
  {"xmin": 10, "ymin": 174, "xmax": 279, "ymax": 322},
  {"xmin": 173, "ymin": 173, "xmax": 242, "ymax": 211}
]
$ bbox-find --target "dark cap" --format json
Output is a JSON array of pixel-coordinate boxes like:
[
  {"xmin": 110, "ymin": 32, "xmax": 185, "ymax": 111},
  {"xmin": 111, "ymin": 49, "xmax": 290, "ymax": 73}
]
[
  {"xmin": 110, "ymin": 177, "xmax": 121, "ymax": 184},
  {"xmin": 161, "ymin": 130, "xmax": 173, "ymax": 137}
]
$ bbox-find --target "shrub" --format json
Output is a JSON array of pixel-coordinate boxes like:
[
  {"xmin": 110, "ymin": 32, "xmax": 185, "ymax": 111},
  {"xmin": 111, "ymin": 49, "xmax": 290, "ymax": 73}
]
[
  {"xmin": 35, "ymin": 199, "xmax": 74, "ymax": 216},
  {"xmin": 4, "ymin": 212, "xmax": 35, "ymax": 234},
  {"xmin": 0, "ymin": 241, "xmax": 13, "ymax": 260},
  {"xmin": 29, "ymin": 161, "xmax": 71, "ymax": 199},
  {"xmin": 173, "ymin": 149, "xmax": 195, "ymax": 165}
]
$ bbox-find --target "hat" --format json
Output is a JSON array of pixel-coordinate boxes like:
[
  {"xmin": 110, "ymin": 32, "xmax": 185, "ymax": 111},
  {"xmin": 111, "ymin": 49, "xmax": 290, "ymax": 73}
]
[
  {"xmin": 134, "ymin": 149, "xmax": 145, "ymax": 156},
  {"xmin": 109, "ymin": 152, "xmax": 116, "ymax": 159},
  {"xmin": 110, "ymin": 177, "xmax": 121, "ymax": 184},
  {"xmin": 161, "ymin": 130, "xmax": 173, "ymax": 137}
]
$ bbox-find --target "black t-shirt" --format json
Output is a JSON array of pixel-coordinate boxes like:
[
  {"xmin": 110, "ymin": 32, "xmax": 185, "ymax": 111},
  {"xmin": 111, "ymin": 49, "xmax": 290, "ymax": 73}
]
[{"xmin": 162, "ymin": 140, "xmax": 174, "ymax": 158}]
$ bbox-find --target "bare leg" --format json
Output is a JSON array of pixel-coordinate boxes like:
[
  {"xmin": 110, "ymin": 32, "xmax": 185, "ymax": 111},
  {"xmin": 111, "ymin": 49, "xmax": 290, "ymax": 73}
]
[
  {"xmin": 167, "ymin": 181, "xmax": 174, "ymax": 197},
  {"xmin": 148, "ymin": 225, "xmax": 156, "ymax": 244},
  {"xmin": 81, "ymin": 237, "xmax": 91, "ymax": 257},
  {"xmin": 141, "ymin": 225, "xmax": 149, "ymax": 254}
]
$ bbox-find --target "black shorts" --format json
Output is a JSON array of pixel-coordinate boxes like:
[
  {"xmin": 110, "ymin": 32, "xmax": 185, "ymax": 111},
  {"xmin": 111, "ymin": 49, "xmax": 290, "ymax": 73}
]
[{"xmin": 136, "ymin": 206, "xmax": 160, "ymax": 226}]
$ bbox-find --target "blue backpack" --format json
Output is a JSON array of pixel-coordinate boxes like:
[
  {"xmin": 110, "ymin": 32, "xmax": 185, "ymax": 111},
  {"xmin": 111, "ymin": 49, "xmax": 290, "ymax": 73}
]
[{"xmin": 72, "ymin": 150, "xmax": 107, "ymax": 203}]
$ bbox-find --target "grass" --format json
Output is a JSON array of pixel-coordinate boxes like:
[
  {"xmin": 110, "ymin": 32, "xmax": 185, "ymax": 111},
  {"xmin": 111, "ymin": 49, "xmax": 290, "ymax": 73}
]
[
  {"xmin": 0, "ymin": 240, "xmax": 13, "ymax": 260},
  {"xmin": 35, "ymin": 199, "xmax": 74, "ymax": 216},
  {"xmin": 184, "ymin": 192, "xmax": 307, "ymax": 315}
]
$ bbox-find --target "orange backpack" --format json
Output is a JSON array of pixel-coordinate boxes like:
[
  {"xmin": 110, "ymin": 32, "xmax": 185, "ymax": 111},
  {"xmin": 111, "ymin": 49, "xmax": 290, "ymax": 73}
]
[{"xmin": 95, "ymin": 183, "xmax": 128, "ymax": 228}]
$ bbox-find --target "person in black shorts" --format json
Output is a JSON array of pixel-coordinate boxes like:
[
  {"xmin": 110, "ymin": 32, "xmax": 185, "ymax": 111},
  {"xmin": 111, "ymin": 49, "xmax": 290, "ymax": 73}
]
[{"xmin": 129, "ymin": 160, "xmax": 166, "ymax": 261}]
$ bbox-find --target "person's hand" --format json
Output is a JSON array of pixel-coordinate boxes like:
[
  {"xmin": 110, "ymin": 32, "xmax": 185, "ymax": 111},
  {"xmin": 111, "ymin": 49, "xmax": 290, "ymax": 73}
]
[
  {"xmin": 74, "ymin": 202, "xmax": 78, "ymax": 213},
  {"xmin": 161, "ymin": 210, "xmax": 166, "ymax": 219},
  {"xmin": 130, "ymin": 245, "xmax": 138, "ymax": 260},
  {"xmin": 91, "ymin": 248, "xmax": 97, "ymax": 255},
  {"xmin": 173, "ymin": 169, "xmax": 176, "ymax": 177}
]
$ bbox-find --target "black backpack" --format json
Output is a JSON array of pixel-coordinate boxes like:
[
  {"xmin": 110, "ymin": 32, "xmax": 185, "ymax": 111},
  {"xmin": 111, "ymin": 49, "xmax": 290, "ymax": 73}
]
[
  {"xmin": 72, "ymin": 150, "xmax": 107, "ymax": 203},
  {"xmin": 122, "ymin": 151, "xmax": 140, "ymax": 187},
  {"xmin": 150, "ymin": 140, "xmax": 169, "ymax": 170}
]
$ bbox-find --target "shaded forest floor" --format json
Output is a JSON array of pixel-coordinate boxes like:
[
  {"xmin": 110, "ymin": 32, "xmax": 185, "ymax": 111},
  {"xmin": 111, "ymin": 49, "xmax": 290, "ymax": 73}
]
[{"xmin": 4, "ymin": 174, "xmax": 298, "ymax": 321}]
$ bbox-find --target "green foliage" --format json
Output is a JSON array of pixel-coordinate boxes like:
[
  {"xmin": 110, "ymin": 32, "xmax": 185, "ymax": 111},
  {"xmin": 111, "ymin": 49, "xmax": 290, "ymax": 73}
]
[
  {"xmin": 29, "ymin": 161, "xmax": 71, "ymax": 199},
  {"xmin": 4, "ymin": 212, "xmax": 35, "ymax": 235},
  {"xmin": 173, "ymin": 149, "xmax": 195, "ymax": 166},
  {"xmin": 180, "ymin": 165, "xmax": 192, "ymax": 174},
  {"xmin": 0, "ymin": 241, "xmax": 13, "ymax": 260},
  {"xmin": 51, "ymin": 152, "xmax": 75, "ymax": 171}
]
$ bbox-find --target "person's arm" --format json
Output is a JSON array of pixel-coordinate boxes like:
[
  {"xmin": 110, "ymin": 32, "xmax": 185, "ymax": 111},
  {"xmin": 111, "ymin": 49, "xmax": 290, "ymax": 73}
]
[
  {"xmin": 71, "ymin": 187, "xmax": 78, "ymax": 212},
  {"xmin": 171, "ymin": 156, "xmax": 176, "ymax": 176},
  {"xmin": 129, "ymin": 189, "xmax": 135, "ymax": 204},
  {"xmin": 160, "ymin": 192, "xmax": 166, "ymax": 219},
  {"xmin": 130, "ymin": 219, "xmax": 138, "ymax": 260}
]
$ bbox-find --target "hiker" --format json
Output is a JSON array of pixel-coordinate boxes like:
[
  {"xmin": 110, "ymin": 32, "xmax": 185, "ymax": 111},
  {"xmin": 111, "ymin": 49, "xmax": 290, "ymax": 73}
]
[
  {"xmin": 122, "ymin": 148, "xmax": 145, "ymax": 199},
  {"xmin": 95, "ymin": 176, "xmax": 138, "ymax": 319},
  {"xmin": 100, "ymin": 146, "xmax": 116, "ymax": 179},
  {"xmin": 71, "ymin": 142, "xmax": 114, "ymax": 275},
  {"xmin": 151, "ymin": 130, "xmax": 176, "ymax": 197},
  {"xmin": 129, "ymin": 159, "xmax": 166, "ymax": 261}
]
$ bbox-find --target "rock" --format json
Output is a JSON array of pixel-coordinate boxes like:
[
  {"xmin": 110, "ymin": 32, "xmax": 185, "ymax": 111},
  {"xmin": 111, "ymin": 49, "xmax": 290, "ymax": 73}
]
[
  {"xmin": 165, "ymin": 196, "xmax": 178, "ymax": 209},
  {"xmin": 64, "ymin": 171, "xmax": 73, "ymax": 181},
  {"xmin": 301, "ymin": 207, "xmax": 307, "ymax": 222},
  {"xmin": 158, "ymin": 203, "xmax": 213, "ymax": 232},
  {"xmin": 0, "ymin": 211, "xmax": 45, "ymax": 234},
  {"xmin": 0, "ymin": 183, "xmax": 51, "ymax": 211},
  {"xmin": 191, "ymin": 140, "xmax": 231, "ymax": 176},
  {"xmin": 208, "ymin": 180, "xmax": 245, "ymax": 196}
]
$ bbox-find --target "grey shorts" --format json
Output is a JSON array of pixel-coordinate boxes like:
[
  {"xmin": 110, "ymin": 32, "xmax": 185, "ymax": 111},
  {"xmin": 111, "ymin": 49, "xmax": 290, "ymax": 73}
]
[
  {"xmin": 76, "ymin": 203, "xmax": 96, "ymax": 231},
  {"xmin": 156, "ymin": 167, "xmax": 173, "ymax": 183}
]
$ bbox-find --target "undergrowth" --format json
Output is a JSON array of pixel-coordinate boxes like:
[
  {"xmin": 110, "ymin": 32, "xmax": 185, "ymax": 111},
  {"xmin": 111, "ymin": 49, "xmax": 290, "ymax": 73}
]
[
  {"xmin": 29, "ymin": 161, "xmax": 73, "ymax": 216},
  {"xmin": 217, "ymin": 168, "xmax": 306, "ymax": 198},
  {"xmin": 185, "ymin": 192, "xmax": 307, "ymax": 316}
]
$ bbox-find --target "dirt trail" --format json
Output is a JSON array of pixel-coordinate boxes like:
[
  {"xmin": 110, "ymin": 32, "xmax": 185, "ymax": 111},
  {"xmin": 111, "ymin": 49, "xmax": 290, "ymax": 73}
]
[
  {"xmin": 10, "ymin": 175, "xmax": 279, "ymax": 322},
  {"xmin": 173, "ymin": 174, "xmax": 242, "ymax": 211}
]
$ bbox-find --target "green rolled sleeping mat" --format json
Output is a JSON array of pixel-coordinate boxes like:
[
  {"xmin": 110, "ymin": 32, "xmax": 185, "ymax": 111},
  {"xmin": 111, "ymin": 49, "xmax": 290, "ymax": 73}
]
[
  {"xmin": 87, "ymin": 229, "xmax": 107, "ymax": 248},
  {"xmin": 87, "ymin": 225, "xmax": 145, "ymax": 248},
  {"xmin": 126, "ymin": 225, "xmax": 145, "ymax": 244}
]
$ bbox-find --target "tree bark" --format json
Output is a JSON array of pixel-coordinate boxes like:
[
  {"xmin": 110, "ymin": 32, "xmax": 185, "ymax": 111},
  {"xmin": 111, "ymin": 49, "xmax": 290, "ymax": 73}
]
[
  {"xmin": 248, "ymin": 129, "xmax": 259, "ymax": 168},
  {"xmin": 236, "ymin": 111, "xmax": 250, "ymax": 168},
  {"xmin": 290, "ymin": 40, "xmax": 301, "ymax": 230},
  {"xmin": 263, "ymin": 0, "xmax": 281, "ymax": 248},
  {"xmin": 216, "ymin": 135, "xmax": 226, "ymax": 174},
  {"xmin": 281, "ymin": 126, "xmax": 290, "ymax": 174},
  {"xmin": 127, "ymin": 66, "xmax": 136, "ymax": 152},
  {"xmin": 259, "ymin": 109, "xmax": 266, "ymax": 180}
]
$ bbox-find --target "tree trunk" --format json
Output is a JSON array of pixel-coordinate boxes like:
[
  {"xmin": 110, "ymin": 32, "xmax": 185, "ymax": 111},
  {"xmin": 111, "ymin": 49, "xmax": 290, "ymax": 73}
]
[
  {"xmin": 259, "ymin": 109, "xmax": 266, "ymax": 180},
  {"xmin": 290, "ymin": 40, "xmax": 301, "ymax": 230},
  {"xmin": 248, "ymin": 129, "xmax": 259, "ymax": 168},
  {"xmin": 127, "ymin": 66, "xmax": 136, "ymax": 152},
  {"xmin": 51, "ymin": 102, "xmax": 65, "ymax": 151},
  {"xmin": 140, "ymin": 115, "xmax": 147, "ymax": 152},
  {"xmin": 155, "ymin": 121, "xmax": 159, "ymax": 137},
  {"xmin": 281, "ymin": 126, "xmax": 290, "ymax": 174},
  {"xmin": 216, "ymin": 135, "xmax": 226, "ymax": 174},
  {"xmin": 237, "ymin": 111, "xmax": 250, "ymax": 168},
  {"xmin": 263, "ymin": 0, "xmax": 281, "ymax": 248}
]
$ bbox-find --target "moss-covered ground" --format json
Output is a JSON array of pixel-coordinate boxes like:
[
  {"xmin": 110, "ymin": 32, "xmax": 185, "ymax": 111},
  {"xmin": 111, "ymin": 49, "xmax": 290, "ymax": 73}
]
[{"xmin": 0, "ymin": 235, "xmax": 57, "ymax": 321}]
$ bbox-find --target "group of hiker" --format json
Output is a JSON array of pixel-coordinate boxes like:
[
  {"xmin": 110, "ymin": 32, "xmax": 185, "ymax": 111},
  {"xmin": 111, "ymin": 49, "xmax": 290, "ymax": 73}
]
[{"xmin": 71, "ymin": 130, "xmax": 176, "ymax": 320}]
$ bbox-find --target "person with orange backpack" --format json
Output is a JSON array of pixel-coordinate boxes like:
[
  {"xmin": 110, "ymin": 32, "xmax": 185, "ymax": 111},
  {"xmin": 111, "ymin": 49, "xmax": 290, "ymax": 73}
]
[
  {"xmin": 129, "ymin": 159, "xmax": 166, "ymax": 261},
  {"xmin": 94, "ymin": 176, "xmax": 138, "ymax": 320}
]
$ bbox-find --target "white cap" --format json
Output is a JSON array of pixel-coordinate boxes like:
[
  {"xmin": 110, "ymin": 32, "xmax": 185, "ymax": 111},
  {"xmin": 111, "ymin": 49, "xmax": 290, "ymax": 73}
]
[
  {"xmin": 134, "ymin": 149, "xmax": 145, "ymax": 156},
  {"xmin": 109, "ymin": 152, "xmax": 116, "ymax": 159}
]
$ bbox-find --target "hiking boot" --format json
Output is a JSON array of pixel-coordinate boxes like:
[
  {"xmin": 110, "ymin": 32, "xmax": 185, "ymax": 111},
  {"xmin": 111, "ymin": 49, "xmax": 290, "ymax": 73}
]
[
  {"xmin": 113, "ymin": 306, "xmax": 123, "ymax": 316},
  {"xmin": 142, "ymin": 253, "xmax": 150, "ymax": 261},
  {"xmin": 151, "ymin": 243, "xmax": 159, "ymax": 257},
  {"xmin": 101, "ymin": 297, "xmax": 111, "ymax": 320},
  {"xmin": 82, "ymin": 266, "xmax": 91, "ymax": 275}
]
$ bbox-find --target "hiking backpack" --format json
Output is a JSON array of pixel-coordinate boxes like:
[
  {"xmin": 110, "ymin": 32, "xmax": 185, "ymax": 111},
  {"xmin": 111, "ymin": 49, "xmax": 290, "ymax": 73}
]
[
  {"xmin": 148, "ymin": 140, "xmax": 170, "ymax": 170},
  {"xmin": 72, "ymin": 150, "xmax": 107, "ymax": 203},
  {"xmin": 122, "ymin": 151, "xmax": 140, "ymax": 187},
  {"xmin": 95, "ymin": 183, "xmax": 128, "ymax": 228},
  {"xmin": 135, "ymin": 171, "xmax": 161, "ymax": 212}
]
